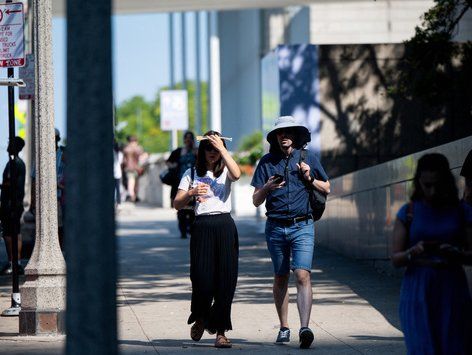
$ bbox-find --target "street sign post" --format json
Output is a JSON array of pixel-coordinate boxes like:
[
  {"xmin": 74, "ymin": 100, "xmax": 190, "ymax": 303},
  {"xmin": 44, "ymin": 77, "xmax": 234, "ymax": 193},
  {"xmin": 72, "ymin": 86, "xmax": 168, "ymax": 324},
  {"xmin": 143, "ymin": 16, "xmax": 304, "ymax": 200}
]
[
  {"xmin": 0, "ymin": 2, "xmax": 25, "ymax": 67},
  {"xmin": 19, "ymin": 53, "xmax": 33, "ymax": 99},
  {"xmin": 0, "ymin": 0, "xmax": 24, "ymax": 318},
  {"xmin": 160, "ymin": 90, "xmax": 189, "ymax": 131}
]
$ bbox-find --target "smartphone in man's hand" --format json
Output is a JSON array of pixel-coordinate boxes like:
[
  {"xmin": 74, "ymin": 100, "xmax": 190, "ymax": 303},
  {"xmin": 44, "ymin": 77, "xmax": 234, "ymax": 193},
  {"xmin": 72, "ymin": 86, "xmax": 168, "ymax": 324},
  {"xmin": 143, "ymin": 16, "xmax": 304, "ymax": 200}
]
[{"xmin": 272, "ymin": 174, "xmax": 284, "ymax": 184}]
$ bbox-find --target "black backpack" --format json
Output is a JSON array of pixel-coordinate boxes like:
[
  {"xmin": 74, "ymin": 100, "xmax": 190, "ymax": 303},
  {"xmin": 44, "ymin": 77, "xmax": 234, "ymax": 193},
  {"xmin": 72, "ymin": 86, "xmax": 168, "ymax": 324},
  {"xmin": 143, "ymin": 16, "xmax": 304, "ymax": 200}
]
[{"xmin": 299, "ymin": 149, "xmax": 327, "ymax": 221}]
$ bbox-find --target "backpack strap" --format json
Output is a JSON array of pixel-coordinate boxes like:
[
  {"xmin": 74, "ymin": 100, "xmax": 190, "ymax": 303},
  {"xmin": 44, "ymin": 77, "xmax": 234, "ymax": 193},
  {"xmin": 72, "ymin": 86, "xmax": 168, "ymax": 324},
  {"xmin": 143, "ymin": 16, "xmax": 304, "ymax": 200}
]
[
  {"xmin": 188, "ymin": 168, "xmax": 196, "ymax": 209},
  {"xmin": 405, "ymin": 201, "xmax": 414, "ymax": 242},
  {"xmin": 190, "ymin": 167, "xmax": 195, "ymax": 188},
  {"xmin": 299, "ymin": 148, "xmax": 312, "ymax": 215},
  {"xmin": 298, "ymin": 148, "xmax": 307, "ymax": 179}
]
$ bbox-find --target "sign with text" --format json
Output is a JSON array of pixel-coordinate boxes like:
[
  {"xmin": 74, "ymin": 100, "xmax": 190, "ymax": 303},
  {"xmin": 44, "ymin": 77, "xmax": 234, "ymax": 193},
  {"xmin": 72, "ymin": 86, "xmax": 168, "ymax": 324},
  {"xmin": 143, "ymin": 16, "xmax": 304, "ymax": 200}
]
[
  {"xmin": 19, "ymin": 53, "xmax": 34, "ymax": 99},
  {"xmin": 160, "ymin": 90, "xmax": 189, "ymax": 131},
  {"xmin": 0, "ymin": 2, "xmax": 24, "ymax": 67}
]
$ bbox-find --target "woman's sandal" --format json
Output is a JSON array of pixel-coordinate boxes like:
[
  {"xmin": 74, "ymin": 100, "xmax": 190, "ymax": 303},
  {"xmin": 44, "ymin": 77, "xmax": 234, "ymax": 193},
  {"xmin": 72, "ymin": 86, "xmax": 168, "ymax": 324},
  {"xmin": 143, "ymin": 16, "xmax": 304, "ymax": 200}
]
[
  {"xmin": 190, "ymin": 320, "xmax": 205, "ymax": 341},
  {"xmin": 215, "ymin": 334, "xmax": 232, "ymax": 348}
]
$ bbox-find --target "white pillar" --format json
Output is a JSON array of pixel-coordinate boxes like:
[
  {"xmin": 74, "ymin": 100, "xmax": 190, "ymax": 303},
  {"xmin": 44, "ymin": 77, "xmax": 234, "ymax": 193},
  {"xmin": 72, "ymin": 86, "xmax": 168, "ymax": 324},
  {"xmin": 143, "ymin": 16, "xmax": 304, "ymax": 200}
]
[
  {"xmin": 209, "ymin": 11, "xmax": 221, "ymax": 133},
  {"xmin": 195, "ymin": 11, "xmax": 201, "ymax": 135},
  {"xmin": 169, "ymin": 13, "xmax": 178, "ymax": 150}
]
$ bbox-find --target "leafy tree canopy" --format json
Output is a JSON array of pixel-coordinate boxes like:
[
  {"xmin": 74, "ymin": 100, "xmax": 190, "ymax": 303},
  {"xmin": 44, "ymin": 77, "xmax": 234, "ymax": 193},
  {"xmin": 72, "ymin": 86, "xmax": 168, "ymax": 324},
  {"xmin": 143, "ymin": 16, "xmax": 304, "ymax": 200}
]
[
  {"xmin": 391, "ymin": 0, "xmax": 472, "ymax": 105},
  {"xmin": 115, "ymin": 80, "xmax": 208, "ymax": 153}
]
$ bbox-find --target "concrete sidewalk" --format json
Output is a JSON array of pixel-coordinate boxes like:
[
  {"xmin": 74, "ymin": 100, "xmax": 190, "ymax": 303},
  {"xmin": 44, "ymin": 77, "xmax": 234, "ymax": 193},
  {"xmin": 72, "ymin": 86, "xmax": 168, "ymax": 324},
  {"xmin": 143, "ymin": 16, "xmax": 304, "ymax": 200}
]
[{"xmin": 0, "ymin": 203, "xmax": 405, "ymax": 353}]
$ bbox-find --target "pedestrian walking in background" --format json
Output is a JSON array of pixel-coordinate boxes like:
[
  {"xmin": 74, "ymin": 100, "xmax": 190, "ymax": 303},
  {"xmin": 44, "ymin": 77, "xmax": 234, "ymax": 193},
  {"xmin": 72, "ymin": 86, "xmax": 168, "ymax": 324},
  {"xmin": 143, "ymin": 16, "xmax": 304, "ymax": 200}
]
[
  {"xmin": 30, "ymin": 128, "xmax": 65, "ymax": 250},
  {"xmin": 461, "ymin": 149, "xmax": 472, "ymax": 205},
  {"xmin": 0, "ymin": 137, "xmax": 26, "ymax": 275},
  {"xmin": 123, "ymin": 135, "xmax": 146, "ymax": 203},
  {"xmin": 391, "ymin": 153, "xmax": 472, "ymax": 355},
  {"xmin": 166, "ymin": 131, "xmax": 197, "ymax": 238},
  {"xmin": 113, "ymin": 140, "xmax": 124, "ymax": 207},
  {"xmin": 251, "ymin": 116, "xmax": 330, "ymax": 349},
  {"xmin": 174, "ymin": 131, "xmax": 241, "ymax": 348}
]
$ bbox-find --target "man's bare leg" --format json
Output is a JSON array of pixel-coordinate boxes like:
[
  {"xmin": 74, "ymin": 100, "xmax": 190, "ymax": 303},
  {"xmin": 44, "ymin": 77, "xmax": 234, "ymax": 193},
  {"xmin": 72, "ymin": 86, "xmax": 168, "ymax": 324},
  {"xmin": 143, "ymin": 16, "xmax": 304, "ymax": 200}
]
[
  {"xmin": 294, "ymin": 269, "xmax": 312, "ymax": 328},
  {"xmin": 273, "ymin": 273, "xmax": 290, "ymax": 328}
]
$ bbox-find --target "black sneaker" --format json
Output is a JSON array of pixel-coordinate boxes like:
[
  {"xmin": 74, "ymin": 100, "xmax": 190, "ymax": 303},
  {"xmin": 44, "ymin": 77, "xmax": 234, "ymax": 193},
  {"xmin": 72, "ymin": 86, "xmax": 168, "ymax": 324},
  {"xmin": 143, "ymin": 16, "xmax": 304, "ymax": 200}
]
[
  {"xmin": 275, "ymin": 327, "xmax": 290, "ymax": 344},
  {"xmin": 299, "ymin": 327, "xmax": 314, "ymax": 349}
]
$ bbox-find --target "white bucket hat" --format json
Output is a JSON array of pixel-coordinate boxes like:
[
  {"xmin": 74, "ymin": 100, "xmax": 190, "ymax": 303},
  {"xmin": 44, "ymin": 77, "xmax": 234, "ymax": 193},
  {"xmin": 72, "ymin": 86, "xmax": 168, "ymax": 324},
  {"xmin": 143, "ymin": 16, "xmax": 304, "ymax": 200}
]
[{"xmin": 266, "ymin": 116, "xmax": 311, "ymax": 147}]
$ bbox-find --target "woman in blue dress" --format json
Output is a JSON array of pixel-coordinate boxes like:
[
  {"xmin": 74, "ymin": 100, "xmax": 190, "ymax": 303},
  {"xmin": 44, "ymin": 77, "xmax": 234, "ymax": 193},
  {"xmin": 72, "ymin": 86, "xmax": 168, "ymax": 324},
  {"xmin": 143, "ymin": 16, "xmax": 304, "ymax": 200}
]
[{"xmin": 391, "ymin": 153, "xmax": 472, "ymax": 355}]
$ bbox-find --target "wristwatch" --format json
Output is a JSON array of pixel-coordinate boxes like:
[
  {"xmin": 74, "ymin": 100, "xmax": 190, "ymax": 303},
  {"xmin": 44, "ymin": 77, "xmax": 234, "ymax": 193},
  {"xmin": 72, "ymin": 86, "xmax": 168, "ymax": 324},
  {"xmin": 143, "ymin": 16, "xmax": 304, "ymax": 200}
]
[{"xmin": 309, "ymin": 174, "xmax": 315, "ymax": 183}]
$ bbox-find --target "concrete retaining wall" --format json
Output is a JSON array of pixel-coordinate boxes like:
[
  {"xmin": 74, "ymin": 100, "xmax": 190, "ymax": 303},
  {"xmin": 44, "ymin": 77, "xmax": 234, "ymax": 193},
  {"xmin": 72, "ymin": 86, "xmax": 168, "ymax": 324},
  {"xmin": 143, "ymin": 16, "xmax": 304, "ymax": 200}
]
[{"xmin": 317, "ymin": 136, "xmax": 472, "ymax": 281}]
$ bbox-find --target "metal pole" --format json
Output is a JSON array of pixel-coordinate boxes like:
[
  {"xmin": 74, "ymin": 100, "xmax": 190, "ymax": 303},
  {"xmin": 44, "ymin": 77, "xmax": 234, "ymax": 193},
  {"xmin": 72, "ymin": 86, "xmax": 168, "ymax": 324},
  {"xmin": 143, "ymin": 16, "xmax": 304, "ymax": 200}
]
[
  {"xmin": 195, "ymin": 12, "xmax": 201, "ymax": 136},
  {"xmin": 209, "ymin": 11, "xmax": 221, "ymax": 133},
  {"xmin": 0, "ymin": 0, "xmax": 21, "ymax": 318},
  {"xmin": 7, "ymin": 65, "xmax": 20, "ymax": 307},
  {"xmin": 66, "ymin": 0, "xmax": 117, "ymax": 352},
  {"xmin": 169, "ymin": 13, "xmax": 175, "ymax": 88},
  {"xmin": 206, "ymin": 11, "xmax": 212, "ymax": 132},
  {"xmin": 169, "ymin": 13, "xmax": 177, "ymax": 150},
  {"xmin": 181, "ymin": 12, "xmax": 187, "ymax": 91},
  {"xmin": 180, "ymin": 12, "xmax": 187, "ymax": 143}
]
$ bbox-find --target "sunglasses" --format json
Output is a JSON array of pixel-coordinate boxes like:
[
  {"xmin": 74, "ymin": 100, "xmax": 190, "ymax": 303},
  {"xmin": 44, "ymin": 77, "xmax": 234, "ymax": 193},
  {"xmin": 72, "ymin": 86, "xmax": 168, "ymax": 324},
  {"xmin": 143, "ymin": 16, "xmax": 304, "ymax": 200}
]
[{"xmin": 204, "ymin": 145, "xmax": 218, "ymax": 152}]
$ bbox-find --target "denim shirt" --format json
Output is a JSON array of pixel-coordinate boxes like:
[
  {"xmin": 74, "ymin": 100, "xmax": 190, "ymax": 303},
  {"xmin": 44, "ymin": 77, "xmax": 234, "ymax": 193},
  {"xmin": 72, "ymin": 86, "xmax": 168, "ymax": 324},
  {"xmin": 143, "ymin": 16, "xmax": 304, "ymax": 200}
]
[{"xmin": 251, "ymin": 149, "xmax": 328, "ymax": 219}]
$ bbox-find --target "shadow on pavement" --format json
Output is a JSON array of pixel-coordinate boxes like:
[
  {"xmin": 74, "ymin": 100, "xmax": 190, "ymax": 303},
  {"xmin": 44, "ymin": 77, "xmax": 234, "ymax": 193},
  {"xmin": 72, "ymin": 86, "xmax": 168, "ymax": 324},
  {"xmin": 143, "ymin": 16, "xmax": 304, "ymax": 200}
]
[{"xmin": 117, "ymin": 211, "xmax": 402, "ymax": 330}]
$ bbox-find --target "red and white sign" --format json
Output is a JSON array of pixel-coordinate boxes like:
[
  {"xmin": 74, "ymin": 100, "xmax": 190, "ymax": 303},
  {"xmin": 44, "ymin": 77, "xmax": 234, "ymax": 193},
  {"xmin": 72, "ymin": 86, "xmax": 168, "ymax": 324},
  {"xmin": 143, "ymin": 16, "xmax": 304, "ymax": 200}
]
[{"xmin": 0, "ymin": 2, "xmax": 24, "ymax": 67}]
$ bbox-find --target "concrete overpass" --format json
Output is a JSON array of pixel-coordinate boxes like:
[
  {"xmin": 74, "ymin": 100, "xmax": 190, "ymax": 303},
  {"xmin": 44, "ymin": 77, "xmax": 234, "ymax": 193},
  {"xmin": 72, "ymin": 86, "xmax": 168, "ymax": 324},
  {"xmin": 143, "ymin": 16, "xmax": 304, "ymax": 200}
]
[{"xmin": 51, "ymin": 0, "xmax": 314, "ymax": 15}]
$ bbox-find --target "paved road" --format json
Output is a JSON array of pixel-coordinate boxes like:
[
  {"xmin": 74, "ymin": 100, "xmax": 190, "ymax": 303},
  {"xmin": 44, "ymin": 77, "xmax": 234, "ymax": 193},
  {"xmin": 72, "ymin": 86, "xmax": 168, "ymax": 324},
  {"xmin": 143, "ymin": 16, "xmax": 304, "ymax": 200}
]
[{"xmin": 0, "ymin": 203, "xmax": 405, "ymax": 354}]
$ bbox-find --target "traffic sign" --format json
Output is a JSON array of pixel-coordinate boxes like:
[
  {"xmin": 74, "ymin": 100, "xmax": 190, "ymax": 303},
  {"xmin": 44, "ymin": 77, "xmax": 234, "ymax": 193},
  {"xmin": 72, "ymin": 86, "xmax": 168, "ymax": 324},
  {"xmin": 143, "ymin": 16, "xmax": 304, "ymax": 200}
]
[
  {"xmin": 0, "ymin": 2, "xmax": 24, "ymax": 67},
  {"xmin": 19, "ymin": 53, "xmax": 33, "ymax": 99},
  {"xmin": 160, "ymin": 90, "xmax": 189, "ymax": 131}
]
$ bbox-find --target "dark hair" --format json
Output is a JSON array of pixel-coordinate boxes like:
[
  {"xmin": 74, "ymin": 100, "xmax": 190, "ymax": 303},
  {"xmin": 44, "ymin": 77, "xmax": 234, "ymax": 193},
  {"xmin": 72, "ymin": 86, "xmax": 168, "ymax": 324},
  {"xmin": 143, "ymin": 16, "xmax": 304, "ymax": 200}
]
[
  {"xmin": 411, "ymin": 153, "xmax": 459, "ymax": 207},
  {"xmin": 183, "ymin": 131, "xmax": 195, "ymax": 141},
  {"xmin": 195, "ymin": 130, "xmax": 226, "ymax": 178},
  {"xmin": 8, "ymin": 136, "xmax": 25, "ymax": 153},
  {"xmin": 127, "ymin": 135, "xmax": 137, "ymax": 143}
]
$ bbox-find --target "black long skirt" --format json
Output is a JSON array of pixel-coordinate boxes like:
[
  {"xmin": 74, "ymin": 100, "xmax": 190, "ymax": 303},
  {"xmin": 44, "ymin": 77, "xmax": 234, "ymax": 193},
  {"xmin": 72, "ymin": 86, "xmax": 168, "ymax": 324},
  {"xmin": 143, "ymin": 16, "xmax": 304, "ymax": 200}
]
[{"xmin": 187, "ymin": 213, "xmax": 239, "ymax": 333}]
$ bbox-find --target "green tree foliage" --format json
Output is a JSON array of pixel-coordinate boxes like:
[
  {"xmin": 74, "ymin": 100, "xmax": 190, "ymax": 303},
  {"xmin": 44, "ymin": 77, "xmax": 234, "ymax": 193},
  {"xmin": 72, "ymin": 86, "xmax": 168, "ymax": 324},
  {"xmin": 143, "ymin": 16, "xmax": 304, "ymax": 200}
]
[
  {"xmin": 390, "ymin": 0, "xmax": 472, "ymax": 105},
  {"xmin": 115, "ymin": 80, "xmax": 209, "ymax": 152},
  {"xmin": 234, "ymin": 130, "xmax": 263, "ymax": 166}
]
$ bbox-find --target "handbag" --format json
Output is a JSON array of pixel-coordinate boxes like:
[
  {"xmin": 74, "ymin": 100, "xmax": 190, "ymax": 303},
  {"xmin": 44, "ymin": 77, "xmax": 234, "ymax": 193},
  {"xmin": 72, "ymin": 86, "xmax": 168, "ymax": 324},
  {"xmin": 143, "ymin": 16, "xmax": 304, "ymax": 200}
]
[
  {"xmin": 299, "ymin": 149, "xmax": 327, "ymax": 221},
  {"xmin": 159, "ymin": 168, "xmax": 179, "ymax": 186}
]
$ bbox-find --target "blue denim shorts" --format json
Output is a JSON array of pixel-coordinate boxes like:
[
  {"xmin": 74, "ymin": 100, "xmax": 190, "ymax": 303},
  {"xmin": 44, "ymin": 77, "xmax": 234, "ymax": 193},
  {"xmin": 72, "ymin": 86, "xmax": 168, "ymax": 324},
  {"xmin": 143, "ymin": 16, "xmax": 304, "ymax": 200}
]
[{"xmin": 265, "ymin": 218, "xmax": 315, "ymax": 275}]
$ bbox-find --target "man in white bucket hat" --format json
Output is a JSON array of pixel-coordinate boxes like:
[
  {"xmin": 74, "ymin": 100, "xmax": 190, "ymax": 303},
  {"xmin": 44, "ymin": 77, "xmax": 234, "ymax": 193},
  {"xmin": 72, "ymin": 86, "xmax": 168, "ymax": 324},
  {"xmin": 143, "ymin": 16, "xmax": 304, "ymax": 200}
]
[{"xmin": 251, "ymin": 116, "xmax": 330, "ymax": 349}]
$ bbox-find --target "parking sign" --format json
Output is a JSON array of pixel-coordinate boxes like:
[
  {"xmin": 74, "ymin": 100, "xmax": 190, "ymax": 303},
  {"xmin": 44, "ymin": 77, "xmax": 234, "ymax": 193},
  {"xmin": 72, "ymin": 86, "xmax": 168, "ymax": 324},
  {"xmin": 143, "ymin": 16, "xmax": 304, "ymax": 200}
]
[{"xmin": 0, "ymin": 2, "xmax": 25, "ymax": 67}]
